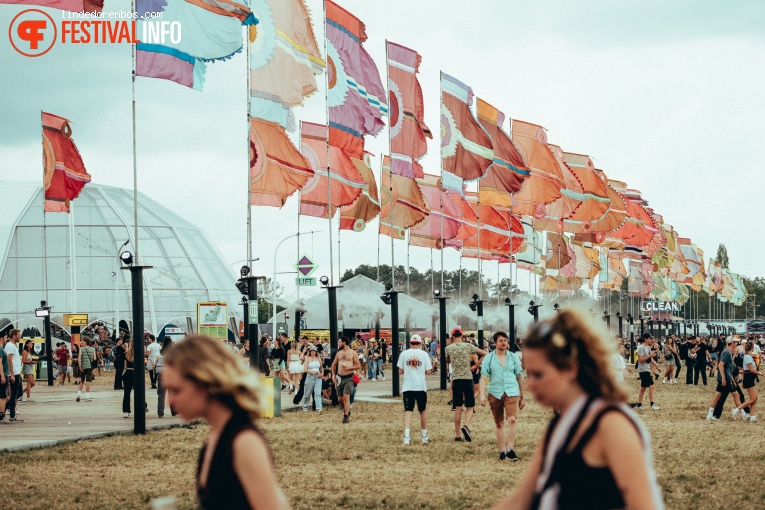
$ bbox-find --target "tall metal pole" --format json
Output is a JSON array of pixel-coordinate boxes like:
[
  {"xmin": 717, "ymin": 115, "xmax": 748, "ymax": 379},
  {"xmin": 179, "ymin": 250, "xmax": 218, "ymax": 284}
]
[
  {"xmin": 375, "ymin": 311, "xmax": 381, "ymax": 344},
  {"xmin": 506, "ymin": 298, "xmax": 516, "ymax": 351},
  {"xmin": 130, "ymin": 266, "xmax": 146, "ymax": 435},
  {"xmin": 616, "ymin": 312, "xmax": 623, "ymax": 339},
  {"xmin": 42, "ymin": 301, "xmax": 53, "ymax": 386},
  {"xmin": 247, "ymin": 277, "xmax": 259, "ymax": 371},
  {"xmin": 390, "ymin": 290, "xmax": 400, "ymax": 397},
  {"xmin": 438, "ymin": 296, "xmax": 448, "ymax": 390},
  {"xmin": 476, "ymin": 299, "xmax": 484, "ymax": 349},
  {"xmin": 327, "ymin": 285, "xmax": 340, "ymax": 365}
]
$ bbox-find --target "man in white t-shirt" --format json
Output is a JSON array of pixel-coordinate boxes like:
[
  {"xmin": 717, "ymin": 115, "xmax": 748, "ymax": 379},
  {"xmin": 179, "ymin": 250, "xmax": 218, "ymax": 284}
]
[
  {"xmin": 397, "ymin": 334, "xmax": 432, "ymax": 445},
  {"xmin": 145, "ymin": 335, "xmax": 161, "ymax": 389},
  {"xmin": 4, "ymin": 329, "xmax": 22, "ymax": 422}
]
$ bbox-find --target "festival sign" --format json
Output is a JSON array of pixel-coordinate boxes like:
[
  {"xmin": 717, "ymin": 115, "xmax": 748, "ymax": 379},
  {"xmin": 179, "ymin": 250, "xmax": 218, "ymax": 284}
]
[{"xmin": 197, "ymin": 302, "xmax": 228, "ymax": 340}]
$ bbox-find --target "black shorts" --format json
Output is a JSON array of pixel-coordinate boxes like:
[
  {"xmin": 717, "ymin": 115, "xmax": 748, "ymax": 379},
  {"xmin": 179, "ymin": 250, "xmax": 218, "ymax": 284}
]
[
  {"xmin": 0, "ymin": 379, "xmax": 7, "ymax": 399},
  {"xmin": 452, "ymin": 379, "xmax": 475, "ymax": 408},
  {"xmin": 716, "ymin": 382, "xmax": 732, "ymax": 393},
  {"xmin": 403, "ymin": 391, "xmax": 427, "ymax": 412},
  {"xmin": 743, "ymin": 372, "xmax": 757, "ymax": 389},
  {"xmin": 472, "ymin": 369, "xmax": 481, "ymax": 385},
  {"xmin": 639, "ymin": 372, "xmax": 654, "ymax": 388},
  {"xmin": 81, "ymin": 368, "xmax": 94, "ymax": 383}
]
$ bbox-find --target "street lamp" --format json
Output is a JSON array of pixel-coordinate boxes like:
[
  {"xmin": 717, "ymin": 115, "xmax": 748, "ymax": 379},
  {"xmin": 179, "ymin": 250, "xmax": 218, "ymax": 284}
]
[
  {"xmin": 434, "ymin": 289, "xmax": 449, "ymax": 390},
  {"xmin": 381, "ymin": 283, "xmax": 400, "ymax": 397},
  {"xmin": 321, "ymin": 275, "xmax": 341, "ymax": 366},
  {"xmin": 504, "ymin": 297, "xmax": 516, "ymax": 351},
  {"xmin": 35, "ymin": 301, "xmax": 54, "ymax": 386},
  {"xmin": 626, "ymin": 313, "xmax": 635, "ymax": 362},
  {"xmin": 528, "ymin": 300, "xmax": 541, "ymax": 323},
  {"xmin": 469, "ymin": 293, "xmax": 484, "ymax": 348}
]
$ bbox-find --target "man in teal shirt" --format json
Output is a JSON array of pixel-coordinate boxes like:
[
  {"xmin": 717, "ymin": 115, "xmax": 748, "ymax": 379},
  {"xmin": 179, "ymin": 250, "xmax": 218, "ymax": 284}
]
[{"xmin": 480, "ymin": 331, "xmax": 525, "ymax": 461}]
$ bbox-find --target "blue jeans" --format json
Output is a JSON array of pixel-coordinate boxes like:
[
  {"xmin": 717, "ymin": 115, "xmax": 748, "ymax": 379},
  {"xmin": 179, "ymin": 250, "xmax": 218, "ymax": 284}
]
[
  {"xmin": 104, "ymin": 359, "xmax": 111, "ymax": 371},
  {"xmin": 368, "ymin": 359, "xmax": 384, "ymax": 379},
  {"xmin": 301, "ymin": 374, "xmax": 322, "ymax": 411}
]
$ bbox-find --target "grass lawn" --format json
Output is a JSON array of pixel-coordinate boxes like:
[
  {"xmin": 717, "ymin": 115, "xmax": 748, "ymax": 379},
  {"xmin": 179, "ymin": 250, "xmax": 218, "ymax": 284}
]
[{"xmin": 1, "ymin": 376, "xmax": 762, "ymax": 509}]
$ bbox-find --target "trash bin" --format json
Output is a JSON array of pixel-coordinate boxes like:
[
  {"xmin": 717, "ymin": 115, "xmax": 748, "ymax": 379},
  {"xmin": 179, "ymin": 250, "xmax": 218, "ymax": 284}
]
[
  {"xmin": 37, "ymin": 360, "xmax": 49, "ymax": 381},
  {"xmin": 260, "ymin": 376, "xmax": 282, "ymax": 418}
]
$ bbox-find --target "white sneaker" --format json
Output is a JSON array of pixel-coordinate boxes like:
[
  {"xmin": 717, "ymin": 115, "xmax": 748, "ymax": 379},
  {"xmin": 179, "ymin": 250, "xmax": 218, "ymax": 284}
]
[
  {"xmin": 651, "ymin": 404, "xmax": 661, "ymax": 410},
  {"xmin": 706, "ymin": 409, "xmax": 714, "ymax": 420},
  {"xmin": 742, "ymin": 412, "xmax": 750, "ymax": 421},
  {"xmin": 662, "ymin": 379, "xmax": 666, "ymax": 384},
  {"xmin": 381, "ymin": 375, "xmax": 386, "ymax": 380},
  {"xmin": 422, "ymin": 435, "xmax": 432, "ymax": 444},
  {"xmin": 749, "ymin": 415, "xmax": 758, "ymax": 422},
  {"xmin": 370, "ymin": 378, "xmax": 376, "ymax": 382},
  {"xmin": 403, "ymin": 436, "xmax": 411, "ymax": 445},
  {"xmin": 123, "ymin": 412, "xmax": 130, "ymax": 418},
  {"xmin": 710, "ymin": 416, "xmax": 720, "ymax": 421},
  {"xmin": 732, "ymin": 408, "xmax": 740, "ymax": 420}
]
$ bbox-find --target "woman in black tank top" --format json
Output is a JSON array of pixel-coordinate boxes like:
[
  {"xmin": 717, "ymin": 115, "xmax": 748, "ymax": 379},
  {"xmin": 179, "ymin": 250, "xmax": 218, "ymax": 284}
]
[
  {"xmin": 494, "ymin": 310, "xmax": 664, "ymax": 510},
  {"xmin": 162, "ymin": 335, "xmax": 290, "ymax": 510}
]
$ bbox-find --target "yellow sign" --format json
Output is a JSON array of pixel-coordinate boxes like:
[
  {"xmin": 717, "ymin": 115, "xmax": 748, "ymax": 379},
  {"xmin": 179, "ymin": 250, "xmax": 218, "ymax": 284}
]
[{"xmin": 64, "ymin": 313, "xmax": 89, "ymax": 326}]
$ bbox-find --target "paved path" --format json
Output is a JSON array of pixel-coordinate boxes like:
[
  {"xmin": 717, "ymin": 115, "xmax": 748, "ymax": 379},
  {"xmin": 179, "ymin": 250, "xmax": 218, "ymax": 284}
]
[{"xmin": 0, "ymin": 371, "xmax": 446, "ymax": 452}]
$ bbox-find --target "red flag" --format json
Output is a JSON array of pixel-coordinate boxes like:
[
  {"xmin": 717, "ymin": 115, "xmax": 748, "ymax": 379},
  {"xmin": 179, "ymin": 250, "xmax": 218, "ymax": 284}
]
[{"xmin": 42, "ymin": 112, "xmax": 91, "ymax": 213}]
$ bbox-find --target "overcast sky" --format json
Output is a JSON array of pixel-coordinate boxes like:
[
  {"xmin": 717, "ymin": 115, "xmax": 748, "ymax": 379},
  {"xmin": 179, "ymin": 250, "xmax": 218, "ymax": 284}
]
[{"xmin": 1, "ymin": 0, "xmax": 763, "ymax": 305}]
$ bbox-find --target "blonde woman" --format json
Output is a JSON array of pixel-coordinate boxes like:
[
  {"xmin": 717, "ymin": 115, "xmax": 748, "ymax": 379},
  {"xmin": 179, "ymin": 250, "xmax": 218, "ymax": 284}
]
[
  {"xmin": 286, "ymin": 340, "xmax": 303, "ymax": 394},
  {"xmin": 494, "ymin": 310, "xmax": 663, "ymax": 510},
  {"xmin": 733, "ymin": 341, "xmax": 761, "ymax": 422},
  {"xmin": 162, "ymin": 335, "xmax": 290, "ymax": 510}
]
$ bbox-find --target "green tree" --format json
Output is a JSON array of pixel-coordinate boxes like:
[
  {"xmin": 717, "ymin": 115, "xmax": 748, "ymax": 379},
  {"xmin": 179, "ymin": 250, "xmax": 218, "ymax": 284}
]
[{"xmin": 716, "ymin": 244, "xmax": 729, "ymax": 269}]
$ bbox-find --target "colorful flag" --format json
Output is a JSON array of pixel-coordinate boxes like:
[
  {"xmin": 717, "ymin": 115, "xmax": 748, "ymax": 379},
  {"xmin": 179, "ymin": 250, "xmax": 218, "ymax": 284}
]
[
  {"xmin": 299, "ymin": 121, "xmax": 365, "ymax": 218},
  {"xmin": 158, "ymin": 0, "xmax": 255, "ymax": 60},
  {"xmin": 0, "ymin": 0, "xmax": 103, "ymax": 12},
  {"xmin": 516, "ymin": 216, "xmax": 543, "ymax": 273},
  {"xmin": 562, "ymin": 153, "xmax": 611, "ymax": 228},
  {"xmin": 408, "ymin": 174, "xmax": 461, "ymax": 249},
  {"xmin": 476, "ymin": 99, "xmax": 529, "ymax": 208},
  {"xmin": 249, "ymin": 118, "xmax": 314, "ymax": 207},
  {"xmin": 136, "ymin": 44, "xmax": 208, "ymax": 91},
  {"xmin": 533, "ymin": 143, "xmax": 583, "ymax": 233},
  {"xmin": 379, "ymin": 156, "xmax": 428, "ymax": 240},
  {"xmin": 325, "ymin": 0, "xmax": 387, "ymax": 158},
  {"xmin": 340, "ymin": 152, "xmax": 380, "ymax": 232},
  {"xmin": 249, "ymin": 0, "xmax": 325, "ymax": 129},
  {"xmin": 440, "ymin": 73, "xmax": 493, "ymax": 191},
  {"xmin": 42, "ymin": 113, "xmax": 91, "ymax": 213},
  {"xmin": 509, "ymin": 120, "xmax": 563, "ymax": 216},
  {"xmin": 387, "ymin": 41, "xmax": 431, "ymax": 179}
]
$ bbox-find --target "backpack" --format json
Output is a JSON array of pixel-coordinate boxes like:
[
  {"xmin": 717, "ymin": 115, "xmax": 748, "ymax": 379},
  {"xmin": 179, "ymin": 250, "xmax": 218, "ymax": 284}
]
[{"xmin": 108, "ymin": 347, "xmax": 116, "ymax": 362}]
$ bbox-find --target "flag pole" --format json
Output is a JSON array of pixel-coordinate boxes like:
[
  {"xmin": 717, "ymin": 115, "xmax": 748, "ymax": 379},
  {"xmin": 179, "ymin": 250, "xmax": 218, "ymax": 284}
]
[
  {"xmin": 246, "ymin": 25, "xmax": 252, "ymax": 269},
  {"xmin": 69, "ymin": 203, "xmax": 77, "ymax": 312},
  {"xmin": 131, "ymin": 3, "xmax": 139, "ymax": 265},
  {"xmin": 322, "ymin": 0, "xmax": 334, "ymax": 285},
  {"xmin": 439, "ymin": 72, "xmax": 444, "ymax": 292},
  {"xmin": 41, "ymin": 111, "xmax": 49, "ymax": 304},
  {"xmin": 385, "ymin": 41, "xmax": 395, "ymax": 287},
  {"xmin": 377, "ymin": 159, "xmax": 382, "ymax": 281}
]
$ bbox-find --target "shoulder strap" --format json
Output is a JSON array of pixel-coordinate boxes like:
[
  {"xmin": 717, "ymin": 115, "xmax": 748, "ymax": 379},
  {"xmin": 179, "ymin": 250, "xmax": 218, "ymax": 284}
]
[{"xmin": 570, "ymin": 405, "xmax": 641, "ymax": 455}]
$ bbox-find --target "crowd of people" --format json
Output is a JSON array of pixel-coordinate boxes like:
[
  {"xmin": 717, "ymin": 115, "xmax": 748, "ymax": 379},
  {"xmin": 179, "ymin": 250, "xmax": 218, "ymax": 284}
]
[{"xmin": 3, "ymin": 315, "xmax": 762, "ymax": 508}]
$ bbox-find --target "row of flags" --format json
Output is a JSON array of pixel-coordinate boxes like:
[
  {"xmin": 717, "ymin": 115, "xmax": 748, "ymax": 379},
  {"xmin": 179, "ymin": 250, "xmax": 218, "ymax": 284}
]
[{"xmin": 11, "ymin": 0, "xmax": 747, "ymax": 306}]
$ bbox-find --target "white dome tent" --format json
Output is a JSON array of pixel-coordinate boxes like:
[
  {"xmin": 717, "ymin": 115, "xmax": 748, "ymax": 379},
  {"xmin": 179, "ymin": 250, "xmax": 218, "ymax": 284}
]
[{"xmin": 0, "ymin": 181, "xmax": 242, "ymax": 336}]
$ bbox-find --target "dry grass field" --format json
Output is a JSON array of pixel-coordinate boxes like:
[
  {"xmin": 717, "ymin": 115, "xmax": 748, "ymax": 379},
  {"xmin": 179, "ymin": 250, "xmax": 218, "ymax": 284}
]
[{"xmin": 1, "ymin": 376, "xmax": 762, "ymax": 509}]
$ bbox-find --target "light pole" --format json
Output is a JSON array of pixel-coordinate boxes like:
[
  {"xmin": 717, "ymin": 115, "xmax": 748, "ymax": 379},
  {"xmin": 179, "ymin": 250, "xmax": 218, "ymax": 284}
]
[
  {"xmin": 434, "ymin": 289, "xmax": 449, "ymax": 390},
  {"xmin": 236, "ymin": 266, "xmax": 260, "ymax": 371},
  {"xmin": 35, "ymin": 301, "xmax": 53, "ymax": 386},
  {"xmin": 272, "ymin": 231, "xmax": 320, "ymax": 334},
  {"xmin": 119, "ymin": 249, "xmax": 152, "ymax": 435},
  {"xmin": 469, "ymin": 293, "xmax": 484, "ymax": 348},
  {"xmin": 627, "ymin": 313, "xmax": 635, "ymax": 362},
  {"xmin": 320, "ymin": 275, "xmax": 341, "ymax": 366},
  {"xmin": 381, "ymin": 283, "xmax": 400, "ymax": 397},
  {"xmin": 504, "ymin": 297, "xmax": 516, "ymax": 351},
  {"xmin": 615, "ymin": 311, "xmax": 623, "ymax": 339},
  {"xmin": 528, "ymin": 300, "xmax": 541, "ymax": 323}
]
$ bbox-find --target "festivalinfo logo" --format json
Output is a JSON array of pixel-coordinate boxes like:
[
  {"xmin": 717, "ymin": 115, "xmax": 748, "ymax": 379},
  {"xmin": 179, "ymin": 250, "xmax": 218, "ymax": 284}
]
[{"xmin": 8, "ymin": 8, "xmax": 182, "ymax": 57}]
